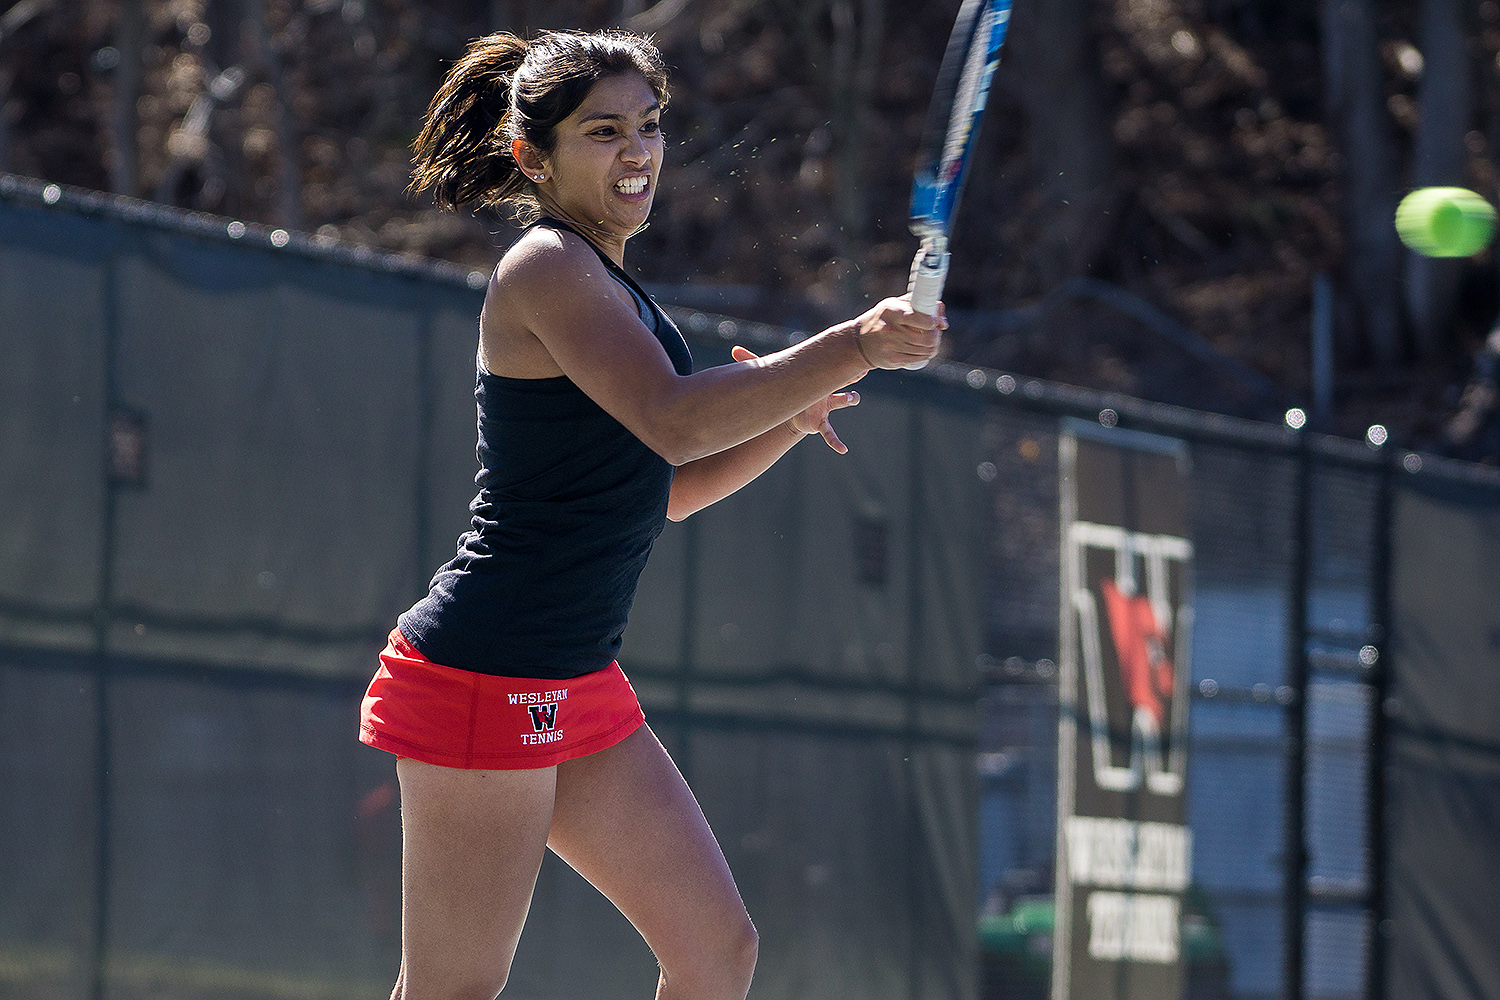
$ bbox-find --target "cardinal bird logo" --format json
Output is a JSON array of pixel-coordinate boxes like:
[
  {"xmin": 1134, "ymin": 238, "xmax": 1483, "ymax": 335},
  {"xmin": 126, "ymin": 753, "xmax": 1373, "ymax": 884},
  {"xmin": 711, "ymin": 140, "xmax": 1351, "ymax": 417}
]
[{"xmin": 1100, "ymin": 579, "xmax": 1176, "ymax": 733}]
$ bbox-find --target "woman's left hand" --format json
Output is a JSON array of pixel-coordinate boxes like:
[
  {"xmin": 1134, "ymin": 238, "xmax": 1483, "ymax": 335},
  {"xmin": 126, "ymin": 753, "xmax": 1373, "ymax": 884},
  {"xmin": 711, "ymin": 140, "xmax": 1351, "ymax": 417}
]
[{"xmin": 731, "ymin": 346, "xmax": 862, "ymax": 453}]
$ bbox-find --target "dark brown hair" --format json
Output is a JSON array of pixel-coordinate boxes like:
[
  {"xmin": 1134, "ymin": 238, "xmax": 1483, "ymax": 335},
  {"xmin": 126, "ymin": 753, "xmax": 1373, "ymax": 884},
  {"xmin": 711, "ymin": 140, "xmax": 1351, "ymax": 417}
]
[{"xmin": 409, "ymin": 29, "xmax": 670, "ymax": 214}]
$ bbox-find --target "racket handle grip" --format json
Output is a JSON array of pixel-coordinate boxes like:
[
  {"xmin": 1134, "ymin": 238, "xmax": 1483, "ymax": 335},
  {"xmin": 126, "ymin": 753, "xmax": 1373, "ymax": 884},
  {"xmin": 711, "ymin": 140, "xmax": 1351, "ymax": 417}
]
[{"xmin": 905, "ymin": 242, "xmax": 949, "ymax": 370}]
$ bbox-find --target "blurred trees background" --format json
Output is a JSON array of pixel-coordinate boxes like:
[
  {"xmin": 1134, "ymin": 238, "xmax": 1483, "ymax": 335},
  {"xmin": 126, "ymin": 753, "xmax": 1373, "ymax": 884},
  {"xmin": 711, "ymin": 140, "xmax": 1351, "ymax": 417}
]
[{"xmin": 3, "ymin": 0, "xmax": 1500, "ymax": 454}]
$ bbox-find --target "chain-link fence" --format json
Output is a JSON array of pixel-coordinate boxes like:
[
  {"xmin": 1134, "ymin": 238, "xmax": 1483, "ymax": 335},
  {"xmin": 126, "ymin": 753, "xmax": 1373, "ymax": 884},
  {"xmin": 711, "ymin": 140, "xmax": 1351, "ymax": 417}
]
[
  {"xmin": 972, "ymin": 379, "xmax": 1500, "ymax": 1000},
  {"xmin": 0, "ymin": 175, "xmax": 982, "ymax": 1000},
  {"xmin": 4, "ymin": 174, "xmax": 1499, "ymax": 1000}
]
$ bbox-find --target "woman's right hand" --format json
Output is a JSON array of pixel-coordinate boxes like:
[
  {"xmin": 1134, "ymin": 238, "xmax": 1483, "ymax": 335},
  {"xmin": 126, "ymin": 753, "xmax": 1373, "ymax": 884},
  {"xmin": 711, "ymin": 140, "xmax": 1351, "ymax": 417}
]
[{"xmin": 852, "ymin": 296, "xmax": 947, "ymax": 370}]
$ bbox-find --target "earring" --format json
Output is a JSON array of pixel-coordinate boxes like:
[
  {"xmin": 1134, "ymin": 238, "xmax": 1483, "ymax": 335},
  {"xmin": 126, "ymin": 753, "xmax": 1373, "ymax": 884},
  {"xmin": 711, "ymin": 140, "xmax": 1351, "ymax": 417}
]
[{"xmin": 533, "ymin": 173, "xmax": 546, "ymax": 181}]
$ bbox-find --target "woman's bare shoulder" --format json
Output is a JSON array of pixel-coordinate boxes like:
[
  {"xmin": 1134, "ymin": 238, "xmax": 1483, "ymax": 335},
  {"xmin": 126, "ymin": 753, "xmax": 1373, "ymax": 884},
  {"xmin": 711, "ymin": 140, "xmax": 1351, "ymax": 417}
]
[
  {"xmin": 495, "ymin": 225, "xmax": 612, "ymax": 303},
  {"xmin": 480, "ymin": 228, "xmax": 597, "ymax": 377},
  {"xmin": 481, "ymin": 225, "xmax": 640, "ymax": 377}
]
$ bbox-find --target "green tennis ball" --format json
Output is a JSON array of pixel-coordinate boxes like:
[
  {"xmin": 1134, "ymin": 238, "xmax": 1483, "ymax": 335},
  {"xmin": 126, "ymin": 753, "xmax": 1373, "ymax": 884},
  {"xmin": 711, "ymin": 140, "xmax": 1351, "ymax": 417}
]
[{"xmin": 1395, "ymin": 187, "xmax": 1496, "ymax": 258}]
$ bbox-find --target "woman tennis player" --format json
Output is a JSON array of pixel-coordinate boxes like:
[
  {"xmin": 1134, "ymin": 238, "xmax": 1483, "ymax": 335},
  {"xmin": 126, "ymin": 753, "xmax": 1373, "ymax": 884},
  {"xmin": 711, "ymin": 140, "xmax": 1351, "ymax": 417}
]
[{"xmin": 359, "ymin": 27, "xmax": 943, "ymax": 1000}]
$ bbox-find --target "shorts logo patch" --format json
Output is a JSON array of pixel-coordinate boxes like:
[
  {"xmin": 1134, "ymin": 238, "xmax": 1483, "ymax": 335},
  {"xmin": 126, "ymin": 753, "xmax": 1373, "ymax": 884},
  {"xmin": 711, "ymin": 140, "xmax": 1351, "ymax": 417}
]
[{"xmin": 527, "ymin": 703, "xmax": 559, "ymax": 732}]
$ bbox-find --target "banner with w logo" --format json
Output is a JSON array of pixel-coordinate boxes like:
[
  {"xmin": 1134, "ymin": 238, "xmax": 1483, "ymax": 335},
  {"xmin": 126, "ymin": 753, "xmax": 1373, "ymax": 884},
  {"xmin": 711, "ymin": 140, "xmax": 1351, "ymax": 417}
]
[{"xmin": 1053, "ymin": 420, "xmax": 1195, "ymax": 1000}]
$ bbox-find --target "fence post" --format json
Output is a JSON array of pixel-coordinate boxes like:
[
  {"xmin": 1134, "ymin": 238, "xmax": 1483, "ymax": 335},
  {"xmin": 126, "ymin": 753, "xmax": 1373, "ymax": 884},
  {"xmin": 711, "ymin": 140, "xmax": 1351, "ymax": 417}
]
[
  {"xmin": 905, "ymin": 400, "xmax": 925, "ymax": 1000},
  {"xmin": 411, "ymin": 310, "xmax": 435, "ymax": 604},
  {"xmin": 1365, "ymin": 446, "xmax": 1395, "ymax": 1000},
  {"xmin": 674, "ymin": 514, "xmax": 700, "ymax": 781},
  {"xmin": 1283, "ymin": 432, "xmax": 1312, "ymax": 1000},
  {"xmin": 90, "ymin": 242, "xmax": 124, "ymax": 1000}
]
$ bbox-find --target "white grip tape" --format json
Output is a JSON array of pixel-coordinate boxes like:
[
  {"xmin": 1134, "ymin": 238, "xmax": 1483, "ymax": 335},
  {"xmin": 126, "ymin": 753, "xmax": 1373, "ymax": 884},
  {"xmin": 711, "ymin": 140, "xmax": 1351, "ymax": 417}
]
[
  {"xmin": 904, "ymin": 245, "xmax": 949, "ymax": 370},
  {"xmin": 909, "ymin": 248, "xmax": 948, "ymax": 315}
]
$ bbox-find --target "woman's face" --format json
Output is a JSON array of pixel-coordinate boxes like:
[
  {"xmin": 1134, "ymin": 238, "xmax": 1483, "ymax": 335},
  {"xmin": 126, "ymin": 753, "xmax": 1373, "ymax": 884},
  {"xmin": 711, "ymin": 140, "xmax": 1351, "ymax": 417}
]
[{"xmin": 530, "ymin": 72, "xmax": 663, "ymax": 252}]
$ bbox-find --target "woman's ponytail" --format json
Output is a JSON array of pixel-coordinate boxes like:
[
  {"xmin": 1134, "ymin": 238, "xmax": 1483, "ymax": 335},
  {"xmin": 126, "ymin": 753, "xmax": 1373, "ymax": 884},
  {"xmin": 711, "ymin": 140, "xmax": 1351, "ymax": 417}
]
[{"xmin": 408, "ymin": 33, "xmax": 530, "ymax": 211}]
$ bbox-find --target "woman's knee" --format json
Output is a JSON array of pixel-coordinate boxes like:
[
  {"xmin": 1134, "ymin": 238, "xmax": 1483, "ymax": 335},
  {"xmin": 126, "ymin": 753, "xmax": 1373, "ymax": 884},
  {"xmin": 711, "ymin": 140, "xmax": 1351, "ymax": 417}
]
[
  {"xmin": 717, "ymin": 911, "xmax": 759, "ymax": 981},
  {"xmin": 392, "ymin": 967, "xmax": 511, "ymax": 1000},
  {"xmin": 662, "ymin": 910, "xmax": 758, "ymax": 997},
  {"xmin": 730, "ymin": 914, "xmax": 760, "ymax": 984}
]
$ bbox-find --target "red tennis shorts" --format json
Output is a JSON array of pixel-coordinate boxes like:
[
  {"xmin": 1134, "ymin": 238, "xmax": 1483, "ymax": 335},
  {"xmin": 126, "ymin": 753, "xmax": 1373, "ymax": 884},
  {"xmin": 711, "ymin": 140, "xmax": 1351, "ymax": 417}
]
[{"xmin": 359, "ymin": 629, "xmax": 645, "ymax": 769}]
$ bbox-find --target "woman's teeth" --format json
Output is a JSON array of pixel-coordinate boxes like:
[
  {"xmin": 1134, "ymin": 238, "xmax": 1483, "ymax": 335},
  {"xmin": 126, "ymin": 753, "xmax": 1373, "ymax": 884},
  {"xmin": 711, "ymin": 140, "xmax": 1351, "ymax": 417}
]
[{"xmin": 616, "ymin": 176, "xmax": 648, "ymax": 195}]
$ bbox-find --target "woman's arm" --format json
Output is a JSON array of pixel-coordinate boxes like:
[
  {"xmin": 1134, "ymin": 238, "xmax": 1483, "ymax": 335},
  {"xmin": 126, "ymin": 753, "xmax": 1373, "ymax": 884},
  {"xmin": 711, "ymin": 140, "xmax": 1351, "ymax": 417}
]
[
  {"xmin": 666, "ymin": 421, "xmax": 803, "ymax": 522},
  {"xmin": 667, "ymin": 346, "xmax": 861, "ymax": 520},
  {"xmin": 494, "ymin": 230, "xmax": 940, "ymax": 466}
]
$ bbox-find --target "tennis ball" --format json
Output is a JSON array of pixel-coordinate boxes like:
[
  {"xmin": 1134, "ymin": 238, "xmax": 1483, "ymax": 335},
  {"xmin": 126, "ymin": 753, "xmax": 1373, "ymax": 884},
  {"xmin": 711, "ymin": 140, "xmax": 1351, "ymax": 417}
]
[{"xmin": 1395, "ymin": 187, "xmax": 1496, "ymax": 258}]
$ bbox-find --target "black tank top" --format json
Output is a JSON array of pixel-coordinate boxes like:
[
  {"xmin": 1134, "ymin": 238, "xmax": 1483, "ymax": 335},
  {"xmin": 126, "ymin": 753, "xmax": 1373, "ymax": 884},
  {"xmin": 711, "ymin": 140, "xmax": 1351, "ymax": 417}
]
[{"xmin": 397, "ymin": 219, "xmax": 693, "ymax": 679}]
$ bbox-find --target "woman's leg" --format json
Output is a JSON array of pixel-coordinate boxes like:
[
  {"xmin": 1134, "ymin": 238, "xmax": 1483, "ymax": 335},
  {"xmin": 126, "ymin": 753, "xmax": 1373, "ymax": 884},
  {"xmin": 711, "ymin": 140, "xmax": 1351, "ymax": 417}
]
[
  {"xmin": 391, "ymin": 757, "xmax": 557, "ymax": 1000},
  {"xmin": 548, "ymin": 725, "xmax": 758, "ymax": 1000}
]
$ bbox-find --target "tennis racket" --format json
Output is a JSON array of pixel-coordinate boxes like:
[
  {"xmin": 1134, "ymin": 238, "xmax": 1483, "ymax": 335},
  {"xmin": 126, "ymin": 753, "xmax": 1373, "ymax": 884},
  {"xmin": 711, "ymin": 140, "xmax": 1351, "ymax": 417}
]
[{"xmin": 904, "ymin": 0, "xmax": 1012, "ymax": 368}]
